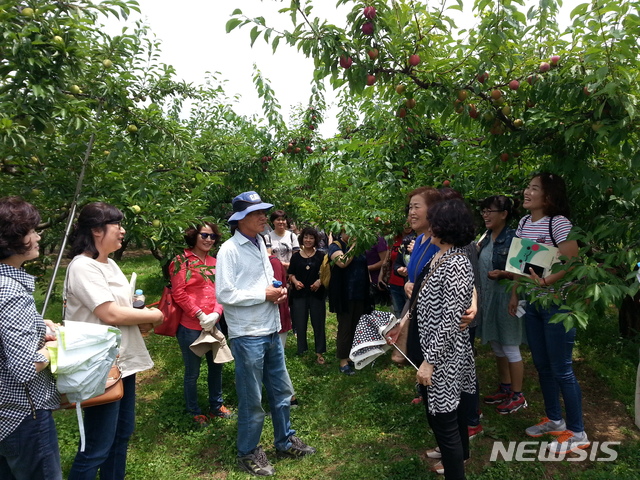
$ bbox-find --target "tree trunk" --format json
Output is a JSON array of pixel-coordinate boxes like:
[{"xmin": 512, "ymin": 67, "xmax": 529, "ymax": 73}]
[
  {"xmin": 113, "ymin": 238, "xmax": 130, "ymax": 261},
  {"xmin": 619, "ymin": 292, "xmax": 640, "ymax": 338}
]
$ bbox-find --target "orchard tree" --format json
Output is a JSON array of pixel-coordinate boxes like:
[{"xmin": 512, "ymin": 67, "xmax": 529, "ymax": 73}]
[{"xmin": 228, "ymin": 0, "xmax": 640, "ymax": 330}]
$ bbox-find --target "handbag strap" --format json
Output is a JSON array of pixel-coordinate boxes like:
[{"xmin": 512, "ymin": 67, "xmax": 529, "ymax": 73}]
[{"xmin": 408, "ymin": 252, "xmax": 466, "ymax": 318}]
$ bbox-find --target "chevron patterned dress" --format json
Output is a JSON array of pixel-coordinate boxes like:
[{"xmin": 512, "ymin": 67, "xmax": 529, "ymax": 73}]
[{"xmin": 416, "ymin": 248, "xmax": 477, "ymax": 415}]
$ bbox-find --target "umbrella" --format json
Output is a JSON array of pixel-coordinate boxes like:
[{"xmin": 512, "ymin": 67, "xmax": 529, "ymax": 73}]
[{"xmin": 349, "ymin": 311, "xmax": 418, "ymax": 370}]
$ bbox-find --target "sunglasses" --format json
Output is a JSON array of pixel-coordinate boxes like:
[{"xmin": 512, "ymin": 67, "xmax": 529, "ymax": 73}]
[{"xmin": 199, "ymin": 233, "xmax": 219, "ymax": 240}]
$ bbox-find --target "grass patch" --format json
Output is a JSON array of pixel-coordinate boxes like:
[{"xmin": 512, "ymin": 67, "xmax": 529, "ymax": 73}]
[{"xmin": 39, "ymin": 253, "xmax": 640, "ymax": 479}]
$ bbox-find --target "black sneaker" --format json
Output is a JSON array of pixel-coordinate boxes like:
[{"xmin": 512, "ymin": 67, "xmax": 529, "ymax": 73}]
[
  {"xmin": 277, "ymin": 435, "xmax": 317, "ymax": 458},
  {"xmin": 238, "ymin": 446, "xmax": 275, "ymax": 476}
]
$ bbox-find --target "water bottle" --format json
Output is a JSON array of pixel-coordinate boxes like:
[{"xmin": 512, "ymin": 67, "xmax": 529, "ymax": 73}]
[
  {"xmin": 133, "ymin": 289, "xmax": 145, "ymax": 309},
  {"xmin": 272, "ymin": 281, "xmax": 283, "ymax": 288}
]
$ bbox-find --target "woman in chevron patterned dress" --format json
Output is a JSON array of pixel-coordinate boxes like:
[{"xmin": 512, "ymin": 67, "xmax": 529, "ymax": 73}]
[{"xmin": 415, "ymin": 198, "xmax": 476, "ymax": 480}]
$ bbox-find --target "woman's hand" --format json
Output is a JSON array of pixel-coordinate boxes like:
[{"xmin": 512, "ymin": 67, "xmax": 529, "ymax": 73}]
[
  {"xmin": 488, "ymin": 269, "xmax": 506, "ymax": 280},
  {"xmin": 386, "ymin": 312, "xmax": 408, "ymax": 344},
  {"xmin": 43, "ymin": 319, "xmax": 58, "ymax": 341},
  {"xmin": 295, "ymin": 280, "xmax": 305, "ymax": 290},
  {"xmin": 310, "ymin": 280, "xmax": 321, "ymax": 292},
  {"xmin": 138, "ymin": 323, "xmax": 154, "ymax": 333},
  {"xmin": 404, "ymin": 281, "xmax": 414, "ymax": 299},
  {"xmin": 385, "ymin": 325, "xmax": 401, "ymax": 345},
  {"xmin": 528, "ymin": 268, "xmax": 545, "ymax": 286},
  {"xmin": 148, "ymin": 307, "xmax": 164, "ymax": 326},
  {"xmin": 417, "ymin": 361, "xmax": 434, "ymax": 386},
  {"xmin": 407, "ymin": 240, "xmax": 415, "ymax": 254},
  {"xmin": 397, "ymin": 266, "xmax": 408, "ymax": 277}
]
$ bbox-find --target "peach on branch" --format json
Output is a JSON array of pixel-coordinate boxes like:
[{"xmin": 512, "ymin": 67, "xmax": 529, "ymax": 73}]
[
  {"xmin": 409, "ymin": 54, "xmax": 421, "ymax": 66},
  {"xmin": 362, "ymin": 22, "xmax": 374, "ymax": 35},
  {"xmin": 363, "ymin": 6, "xmax": 377, "ymax": 19},
  {"xmin": 339, "ymin": 56, "xmax": 353, "ymax": 69},
  {"xmin": 477, "ymin": 72, "xmax": 489, "ymax": 84}
]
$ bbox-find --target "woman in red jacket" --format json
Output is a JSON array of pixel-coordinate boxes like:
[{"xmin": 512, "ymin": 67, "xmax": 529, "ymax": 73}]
[{"xmin": 170, "ymin": 221, "xmax": 232, "ymax": 425}]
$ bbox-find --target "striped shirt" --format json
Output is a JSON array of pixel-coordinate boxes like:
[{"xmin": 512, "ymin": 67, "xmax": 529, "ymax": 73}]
[
  {"xmin": 0, "ymin": 263, "xmax": 59, "ymax": 441},
  {"xmin": 516, "ymin": 215, "xmax": 572, "ymax": 246}
]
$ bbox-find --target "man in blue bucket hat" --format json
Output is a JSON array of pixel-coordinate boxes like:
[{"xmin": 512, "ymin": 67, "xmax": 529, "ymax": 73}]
[{"xmin": 216, "ymin": 191, "xmax": 316, "ymax": 476}]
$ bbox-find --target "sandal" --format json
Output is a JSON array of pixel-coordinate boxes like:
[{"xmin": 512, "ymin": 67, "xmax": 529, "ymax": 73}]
[{"xmin": 316, "ymin": 354, "xmax": 326, "ymax": 365}]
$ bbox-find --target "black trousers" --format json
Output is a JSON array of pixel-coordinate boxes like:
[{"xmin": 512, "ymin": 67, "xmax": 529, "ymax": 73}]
[
  {"xmin": 336, "ymin": 300, "xmax": 366, "ymax": 359},
  {"xmin": 291, "ymin": 295, "xmax": 326, "ymax": 355},
  {"xmin": 420, "ymin": 384, "xmax": 469, "ymax": 480}
]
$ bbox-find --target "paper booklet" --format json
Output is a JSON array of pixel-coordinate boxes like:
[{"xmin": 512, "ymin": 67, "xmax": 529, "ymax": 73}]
[{"xmin": 505, "ymin": 238, "xmax": 560, "ymax": 278}]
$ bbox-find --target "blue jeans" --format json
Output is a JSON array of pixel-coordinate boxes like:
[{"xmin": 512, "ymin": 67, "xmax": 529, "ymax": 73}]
[
  {"xmin": 0, "ymin": 409, "xmax": 62, "ymax": 480},
  {"xmin": 389, "ymin": 284, "xmax": 406, "ymax": 319},
  {"xmin": 176, "ymin": 324, "xmax": 224, "ymax": 415},
  {"xmin": 525, "ymin": 303, "xmax": 584, "ymax": 432},
  {"xmin": 230, "ymin": 333, "xmax": 295, "ymax": 456},
  {"xmin": 68, "ymin": 374, "xmax": 137, "ymax": 480}
]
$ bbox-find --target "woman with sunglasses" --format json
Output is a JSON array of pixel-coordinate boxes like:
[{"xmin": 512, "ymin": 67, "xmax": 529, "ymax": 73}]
[{"xmin": 170, "ymin": 222, "xmax": 232, "ymax": 425}]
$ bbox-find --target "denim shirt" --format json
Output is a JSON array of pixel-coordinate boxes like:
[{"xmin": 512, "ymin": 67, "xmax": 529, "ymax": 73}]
[{"xmin": 477, "ymin": 227, "xmax": 516, "ymax": 271}]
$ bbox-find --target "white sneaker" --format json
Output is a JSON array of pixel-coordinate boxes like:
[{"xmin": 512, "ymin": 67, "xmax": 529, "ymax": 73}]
[{"xmin": 547, "ymin": 430, "xmax": 590, "ymax": 454}]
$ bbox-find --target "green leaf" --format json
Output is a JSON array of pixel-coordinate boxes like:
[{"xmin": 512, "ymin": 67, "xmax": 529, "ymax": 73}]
[
  {"xmin": 225, "ymin": 18, "xmax": 243, "ymax": 33},
  {"xmin": 249, "ymin": 26, "xmax": 260, "ymax": 47}
]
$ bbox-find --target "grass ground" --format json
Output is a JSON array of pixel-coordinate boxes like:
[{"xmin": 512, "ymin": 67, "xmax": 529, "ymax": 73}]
[{"xmin": 37, "ymin": 253, "xmax": 640, "ymax": 479}]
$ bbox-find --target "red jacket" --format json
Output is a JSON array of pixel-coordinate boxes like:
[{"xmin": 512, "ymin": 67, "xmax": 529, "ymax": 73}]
[
  {"xmin": 170, "ymin": 249, "xmax": 223, "ymax": 331},
  {"xmin": 268, "ymin": 255, "xmax": 292, "ymax": 333}
]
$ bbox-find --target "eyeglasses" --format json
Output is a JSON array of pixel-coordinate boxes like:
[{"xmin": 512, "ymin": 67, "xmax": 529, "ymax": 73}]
[
  {"xmin": 480, "ymin": 209, "xmax": 502, "ymax": 216},
  {"xmin": 106, "ymin": 220, "xmax": 122, "ymax": 227},
  {"xmin": 199, "ymin": 233, "xmax": 219, "ymax": 240}
]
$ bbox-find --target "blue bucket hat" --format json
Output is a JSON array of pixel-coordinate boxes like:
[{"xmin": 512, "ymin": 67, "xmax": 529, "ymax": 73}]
[{"xmin": 228, "ymin": 191, "xmax": 274, "ymax": 223}]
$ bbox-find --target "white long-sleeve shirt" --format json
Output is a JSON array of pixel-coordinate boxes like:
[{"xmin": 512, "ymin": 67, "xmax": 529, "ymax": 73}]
[{"xmin": 216, "ymin": 230, "xmax": 280, "ymax": 339}]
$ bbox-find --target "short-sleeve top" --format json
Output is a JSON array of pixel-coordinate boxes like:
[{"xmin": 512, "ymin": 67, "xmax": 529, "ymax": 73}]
[
  {"xmin": 365, "ymin": 236, "xmax": 388, "ymax": 284},
  {"xmin": 516, "ymin": 215, "xmax": 572, "ymax": 246},
  {"xmin": 65, "ymin": 255, "xmax": 153, "ymax": 378},
  {"xmin": 288, "ymin": 250, "xmax": 325, "ymax": 300},
  {"xmin": 268, "ymin": 230, "xmax": 300, "ymax": 265}
]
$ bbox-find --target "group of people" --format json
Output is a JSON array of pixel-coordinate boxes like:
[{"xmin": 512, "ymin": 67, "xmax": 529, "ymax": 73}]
[
  {"xmin": 0, "ymin": 171, "xmax": 589, "ymax": 480},
  {"xmin": 0, "ymin": 199, "xmax": 163, "ymax": 480},
  {"xmin": 384, "ymin": 173, "xmax": 588, "ymax": 479}
]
